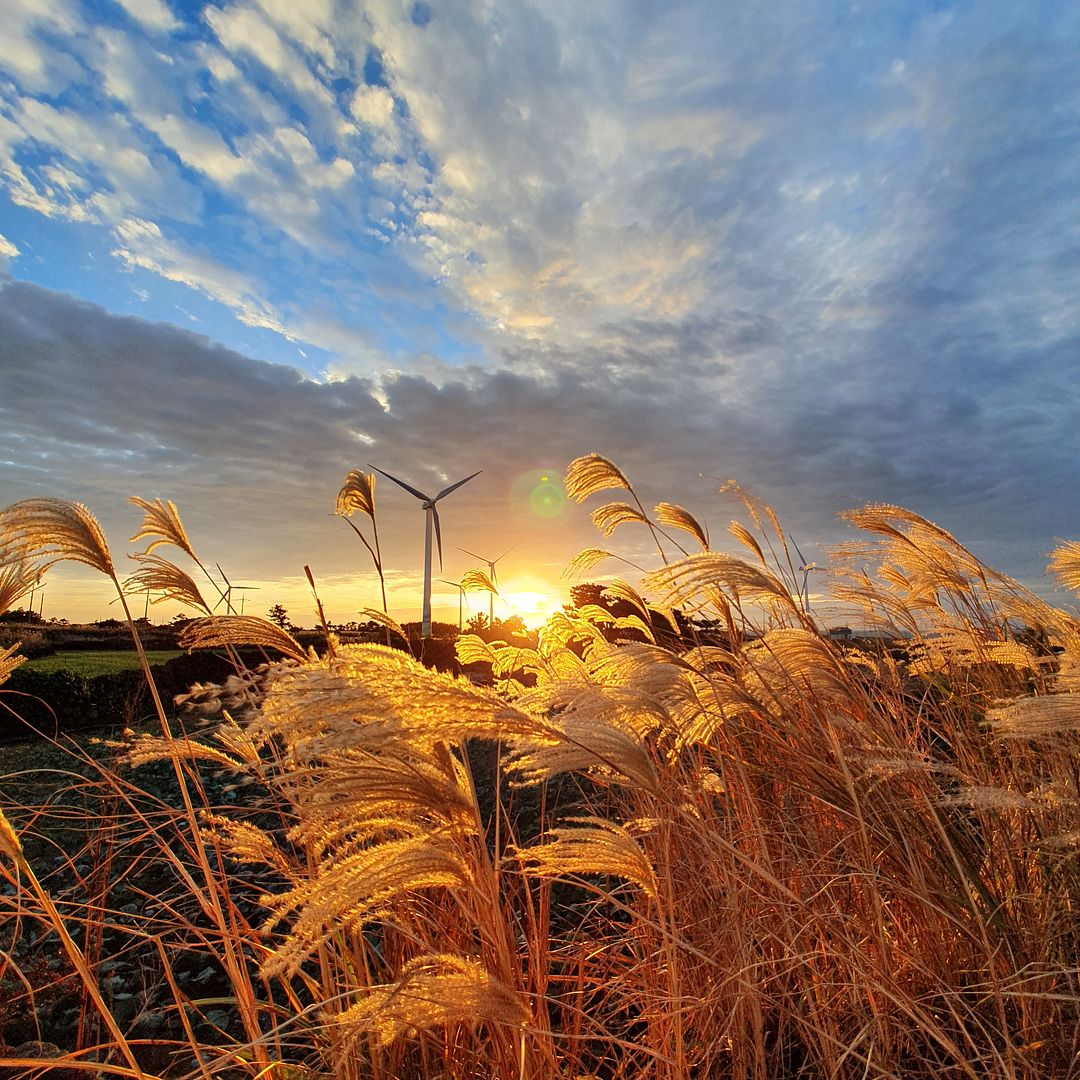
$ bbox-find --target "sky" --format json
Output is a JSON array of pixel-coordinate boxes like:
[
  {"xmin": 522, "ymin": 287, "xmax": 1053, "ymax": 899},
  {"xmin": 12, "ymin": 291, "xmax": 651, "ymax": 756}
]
[{"xmin": 1, "ymin": 0, "xmax": 1078, "ymax": 627}]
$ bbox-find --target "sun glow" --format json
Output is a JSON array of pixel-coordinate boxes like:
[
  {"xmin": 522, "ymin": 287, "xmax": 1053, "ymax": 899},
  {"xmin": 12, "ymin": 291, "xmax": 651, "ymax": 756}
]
[{"xmin": 500, "ymin": 587, "xmax": 562, "ymax": 625}]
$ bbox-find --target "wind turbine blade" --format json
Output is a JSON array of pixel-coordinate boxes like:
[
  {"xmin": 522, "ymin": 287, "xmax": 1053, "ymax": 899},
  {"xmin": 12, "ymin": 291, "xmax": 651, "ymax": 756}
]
[
  {"xmin": 494, "ymin": 541, "xmax": 520, "ymax": 563},
  {"xmin": 790, "ymin": 536, "xmax": 809, "ymax": 569},
  {"xmin": 433, "ymin": 505, "xmax": 444, "ymax": 571},
  {"xmin": 458, "ymin": 546, "xmax": 487, "ymax": 562},
  {"xmin": 434, "ymin": 469, "xmax": 482, "ymax": 501},
  {"xmin": 367, "ymin": 464, "xmax": 430, "ymax": 502}
]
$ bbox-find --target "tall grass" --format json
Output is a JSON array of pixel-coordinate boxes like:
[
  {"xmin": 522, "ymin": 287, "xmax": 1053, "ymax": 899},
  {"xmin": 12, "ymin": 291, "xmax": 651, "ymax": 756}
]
[{"xmin": 1, "ymin": 460, "xmax": 1079, "ymax": 1078}]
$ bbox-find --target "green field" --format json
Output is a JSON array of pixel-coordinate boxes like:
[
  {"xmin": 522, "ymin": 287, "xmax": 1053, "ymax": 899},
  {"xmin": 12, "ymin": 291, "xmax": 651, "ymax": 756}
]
[{"xmin": 22, "ymin": 649, "xmax": 184, "ymax": 676}]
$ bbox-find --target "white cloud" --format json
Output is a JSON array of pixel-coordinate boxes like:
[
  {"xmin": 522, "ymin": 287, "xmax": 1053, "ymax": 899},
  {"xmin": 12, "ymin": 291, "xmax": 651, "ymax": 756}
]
[
  {"xmin": 111, "ymin": 0, "xmax": 178, "ymax": 34},
  {"xmin": 351, "ymin": 85, "xmax": 394, "ymax": 128},
  {"xmin": 145, "ymin": 113, "xmax": 249, "ymax": 184},
  {"xmin": 0, "ymin": 0, "xmax": 84, "ymax": 94},
  {"xmin": 111, "ymin": 217, "xmax": 291, "ymax": 335},
  {"xmin": 1, "ymin": 93, "xmax": 203, "ymax": 224},
  {"xmin": 0, "ymin": 233, "xmax": 19, "ymax": 259},
  {"xmin": 204, "ymin": 3, "xmax": 332, "ymax": 105},
  {"xmin": 252, "ymin": 0, "xmax": 338, "ymax": 68}
]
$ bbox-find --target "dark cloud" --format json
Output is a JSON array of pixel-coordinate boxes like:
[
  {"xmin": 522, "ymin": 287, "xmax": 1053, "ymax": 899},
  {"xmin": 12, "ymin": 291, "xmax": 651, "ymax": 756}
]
[{"xmin": 1, "ymin": 279, "xmax": 1077, "ymax": 609}]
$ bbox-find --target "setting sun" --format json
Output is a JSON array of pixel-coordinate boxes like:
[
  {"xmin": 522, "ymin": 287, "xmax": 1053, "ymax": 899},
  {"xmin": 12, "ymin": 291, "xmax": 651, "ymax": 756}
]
[{"xmin": 498, "ymin": 587, "xmax": 563, "ymax": 625}]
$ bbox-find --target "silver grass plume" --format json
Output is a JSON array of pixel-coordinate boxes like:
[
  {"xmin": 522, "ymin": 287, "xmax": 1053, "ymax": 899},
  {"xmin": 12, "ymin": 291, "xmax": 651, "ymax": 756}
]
[
  {"xmin": 335, "ymin": 953, "xmax": 529, "ymax": 1048},
  {"xmin": 564, "ymin": 452, "xmax": 633, "ymax": 502},
  {"xmin": 0, "ymin": 498, "xmax": 114, "ymax": 577},
  {"xmin": 129, "ymin": 496, "xmax": 197, "ymax": 559}
]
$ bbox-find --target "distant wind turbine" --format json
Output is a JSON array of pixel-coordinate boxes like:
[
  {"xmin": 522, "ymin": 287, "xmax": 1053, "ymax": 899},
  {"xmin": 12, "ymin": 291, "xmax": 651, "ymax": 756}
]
[
  {"xmin": 791, "ymin": 537, "xmax": 822, "ymax": 619},
  {"xmin": 213, "ymin": 565, "xmax": 260, "ymax": 615},
  {"xmin": 458, "ymin": 542, "xmax": 518, "ymax": 626},
  {"xmin": 369, "ymin": 464, "xmax": 482, "ymax": 638},
  {"xmin": 440, "ymin": 578, "xmax": 467, "ymax": 631},
  {"xmin": 797, "ymin": 563, "xmax": 820, "ymax": 615}
]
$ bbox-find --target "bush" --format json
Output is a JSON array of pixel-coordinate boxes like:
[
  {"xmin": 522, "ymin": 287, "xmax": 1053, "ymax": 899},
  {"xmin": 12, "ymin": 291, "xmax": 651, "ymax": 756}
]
[{"xmin": 0, "ymin": 627, "xmax": 53, "ymax": 659}]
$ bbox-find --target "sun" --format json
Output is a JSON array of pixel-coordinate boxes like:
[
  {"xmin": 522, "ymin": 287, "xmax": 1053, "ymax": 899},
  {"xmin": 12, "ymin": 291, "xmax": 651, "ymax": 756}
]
[{"xmin": 500, "ymin": 588, "xmax": 562, "ymax": 626}]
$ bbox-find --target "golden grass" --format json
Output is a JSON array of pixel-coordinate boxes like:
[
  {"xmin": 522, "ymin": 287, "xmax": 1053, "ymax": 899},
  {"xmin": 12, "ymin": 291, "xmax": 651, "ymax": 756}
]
[{"xmin": 2, "ymin": 460, "xmax": 1080, "ymax": 1078}]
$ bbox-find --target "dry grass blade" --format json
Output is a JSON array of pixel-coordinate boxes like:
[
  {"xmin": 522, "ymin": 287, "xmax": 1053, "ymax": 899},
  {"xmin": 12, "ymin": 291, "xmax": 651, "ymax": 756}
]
[
  {"xmin": 256, "ymin": 646, "xmax": 547, "ymax": 753},
  {"xmin": 602, "ymin": 579, "xmax": 651, "ymax": 623},
  {"xmin": 645, "ymin": 552, "xmax": 796, "ymax": 610},
  {"xmin": 654, "ymin": 502, "xmax": 709, "ymax": 550},
  {"xmin": 129, "ymin": 496, "xmax": 197, "ymax": 559},
  {"xmin": 456, "ymin": 633, "xmax": 497, "ymax": 665},
  {"xmin": 986, "ymin": 695, "xmax": 1080, "ymax": 740},
  {"xmin": 592, "ymin": 501, "xmax": 649, "ymax": 538},
  {"xmin": 336, "ymin": 468, "xmax": 376, "ymax": 519},
  {"xmin": 565, "ymin": 452, "xmax": 632, "ymax": 502},
  {"xmin": 563, "ymin": 546, "xmax": 616, "ymax": 577},
  {"xmin": 0, "ymin": 498, "xmax": 114, "ymax": 576},
  {"xmin": 515, "ymin": 817, "xmax": 659, "ymax": 901},
  {"xmin": 179, "ymin": 615, "xmax": 306, "ymax": 661},
  {"xmin": 1048, "ymin": 540, "xmax": 1080, "ymax": 594},
  {"xmin": 0, "ymin": 558, "xmax": 42, "ymax": 615},
  {"xmin": 728, "ymin": 520, "xmax": 766, "ymax": 564},
  {"xmin": 124, "ymin": 553, "xmax": 211, "ymax": 613},
  {"xmin": 336, "ymin": 954, "xmax": 529, "ymax": 1048},
  {"xmin": 262, "ymin": 836, "xmax": 476, "ymax": 978},
  {"xmin": 742, "ymin": 629, "xmax": 857, "ymax": 711},
  {"xmin": 0, "ymin": 804, "xmax": 22, "ymax": 861},
  {"xmin": 507, "ymin": 705, "xmax": 659, "ymax": 792},
  {"xmin": 280, "ymin": 754, "xmax": 478, "ymax": 851},
  {"xmin": 461, "ymin": 567, "xmax": 498, "ymax": 594},
  {"xmin": 358, "ymin": 606, "xmax": 408, "ymax": 642},
  {"xmin": 0, "ymin": 642, "xmax": 26, "ymax": 687}
]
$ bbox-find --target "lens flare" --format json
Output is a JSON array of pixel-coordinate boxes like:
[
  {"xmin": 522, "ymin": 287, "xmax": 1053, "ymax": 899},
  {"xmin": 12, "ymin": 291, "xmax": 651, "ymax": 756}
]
[{"xmin": 511, "ymin": 468, "xmax": 566, "ymax": 520}]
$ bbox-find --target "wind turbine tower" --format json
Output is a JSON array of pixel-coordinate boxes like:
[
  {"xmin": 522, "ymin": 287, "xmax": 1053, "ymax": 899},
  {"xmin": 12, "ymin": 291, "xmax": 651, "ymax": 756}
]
[{"xmin": 370, "ymin": 464, "xmax": 482, "ymax": 638}]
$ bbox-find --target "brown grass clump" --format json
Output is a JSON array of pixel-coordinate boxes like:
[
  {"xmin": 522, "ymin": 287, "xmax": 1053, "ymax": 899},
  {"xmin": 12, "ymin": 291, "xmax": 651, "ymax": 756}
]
[{"xmin": 2, "ymin": 459, "xmax": 1080, "ymax": 1079}]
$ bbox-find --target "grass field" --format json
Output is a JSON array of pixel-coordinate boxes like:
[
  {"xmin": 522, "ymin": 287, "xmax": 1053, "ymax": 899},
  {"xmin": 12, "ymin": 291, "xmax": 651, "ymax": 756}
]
[
  {"xmin": 22, "ymin": 649, "xmax": 184, "ymax": 676},
  {"xmin": 4, "ymin": 467, "xmax": 1080, "ymax": 1078}
]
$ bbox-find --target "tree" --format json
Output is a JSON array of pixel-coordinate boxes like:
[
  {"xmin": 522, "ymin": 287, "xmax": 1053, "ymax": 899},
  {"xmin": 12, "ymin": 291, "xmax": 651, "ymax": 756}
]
[
  {"xmin": 267, "ymin": 604, "xmax": 290, "ymax": 630},
  {"xmin": 0, "ymin": 608, "xmax": 44, "ymax": 625},
  {"xmin": 465, "ymin": 612, "xmax": 489, "ymax": 633}
]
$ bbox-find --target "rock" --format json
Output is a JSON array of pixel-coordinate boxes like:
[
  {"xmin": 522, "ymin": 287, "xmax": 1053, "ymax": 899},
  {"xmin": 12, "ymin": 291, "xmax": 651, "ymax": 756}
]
[
  {"xmin": 1, "ymin": 1041, "xmax": 81, "ymax": 1079},
  {"xmin": 110, "ymin": 993, "xmax": 138, "ymax": 1025}
]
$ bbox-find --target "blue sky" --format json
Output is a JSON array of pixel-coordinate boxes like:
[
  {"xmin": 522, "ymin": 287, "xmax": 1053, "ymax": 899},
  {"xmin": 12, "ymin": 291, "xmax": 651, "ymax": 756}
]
[{"xmin": 1, "ymin": 0, "xmax": 1078, "ymax": 623}]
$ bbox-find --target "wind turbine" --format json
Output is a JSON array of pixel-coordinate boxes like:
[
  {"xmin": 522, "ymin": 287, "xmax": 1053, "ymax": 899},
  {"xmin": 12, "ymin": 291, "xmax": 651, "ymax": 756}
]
[
  {"xmin": 791, "ymin": 538, "xmax": 822, "ymax": 619},
  {"xmin": 213, "ymin": 565, "xmax": 260, "ymax": 615},
  {"xmin": 458, "ymin": 542, "xmax": 518, "ymax": 626},
  {"xmin": 797, "ymin": 563, "xmax": 820, "ymax": 615},
  {"xmin": 440, "ymin": 579, "xmax": 467, "ymax": 631},
  {"xmin": 369, "ymin": 464, "xmax": 482, "ymax": 638}
]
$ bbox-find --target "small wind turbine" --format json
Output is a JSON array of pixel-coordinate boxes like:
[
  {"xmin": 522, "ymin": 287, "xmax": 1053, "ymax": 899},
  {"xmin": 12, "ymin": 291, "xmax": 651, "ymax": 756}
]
[
  {"xmin": 792, "ymin": 538, "xmax": 822, "ymax": 619},
  {"xmin": 213, "ymin": 565, "xmax": 260, "ymax": 614},
  {"xmin": 440, "ymin": 578, "xmax": 467, "ymax": 631},
  {"xmin": 458, "ymin": 542, "xmax": 518, "ymax": 626},
  {"xmin": 369, "ymin": 464, "xmax": 482, "ymax": 638},
  {"xmin": 797, "ymin": 563, "xmax": 819, "ymax": 614}
]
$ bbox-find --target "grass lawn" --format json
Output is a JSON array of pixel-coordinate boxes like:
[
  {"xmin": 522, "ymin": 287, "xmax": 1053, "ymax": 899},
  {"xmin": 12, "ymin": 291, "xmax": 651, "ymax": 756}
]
[{"xmin": 22, "ymin": 649, "xmax": 185, "ymax": 676}]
